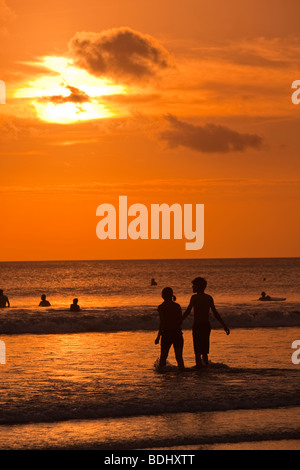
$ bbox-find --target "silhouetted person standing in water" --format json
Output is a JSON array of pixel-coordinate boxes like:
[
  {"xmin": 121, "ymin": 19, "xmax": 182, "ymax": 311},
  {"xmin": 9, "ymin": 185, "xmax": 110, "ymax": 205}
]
[
  {"xmin": 39, "ymin": 294, "xmax": 51, "ymax": 307},
  {"xmin": 183, "ymin": 277, "xmax": 230, "ymax": 368},
  {"xmin": 0, "ymin": 289, "xmax": 10, "ymax": 308},
  {"xmin": 70, "ymin": 298, "xmax": 80, "ymax": 312},
  {"xmin": 155, "ymin": 287, "xmax": 185, "ymax": 371}
]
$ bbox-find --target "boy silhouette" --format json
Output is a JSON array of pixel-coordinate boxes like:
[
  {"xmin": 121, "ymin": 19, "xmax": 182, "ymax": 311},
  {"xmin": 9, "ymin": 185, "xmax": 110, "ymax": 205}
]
[{"xmin": 183, "ymin": 277, "xmax": 230, "ymax": 368}]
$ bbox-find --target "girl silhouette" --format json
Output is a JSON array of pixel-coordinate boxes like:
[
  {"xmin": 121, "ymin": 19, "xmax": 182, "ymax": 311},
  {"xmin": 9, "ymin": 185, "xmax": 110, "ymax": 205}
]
[{"xmin": 155, "ymin": 287, "xmax": 185, "ymax": 370}]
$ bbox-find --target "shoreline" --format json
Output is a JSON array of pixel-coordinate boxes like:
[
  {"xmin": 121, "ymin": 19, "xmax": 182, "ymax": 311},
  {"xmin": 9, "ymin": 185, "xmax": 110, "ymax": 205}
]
[{"xmin": 0, "ymin": 407, "xmax": 299, "ymax": 450}]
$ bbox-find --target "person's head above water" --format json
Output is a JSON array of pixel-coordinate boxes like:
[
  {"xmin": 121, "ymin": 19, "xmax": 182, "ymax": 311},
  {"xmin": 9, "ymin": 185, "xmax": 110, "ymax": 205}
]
[
  {"xmin": 192, "ymin": 277, "xmax": 207, "ymax": 293},
  {"xmin": 161, "ymin": 287, "xmax": 176, "ymax": 301},
  {"xmin": 41, "ymin": 294, "xmax": 46, "ymax": 301},
  {"xmin": 261, "ymin": 291, "xmax": 266, "ymax": 297},
  {"xmin": 73, "ymin": 298, "xmax": 78, "ymax": 304}
]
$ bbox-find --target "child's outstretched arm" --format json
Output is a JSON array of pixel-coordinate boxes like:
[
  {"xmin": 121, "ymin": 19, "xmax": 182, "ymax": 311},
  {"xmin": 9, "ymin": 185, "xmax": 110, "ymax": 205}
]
[
  {"xmin": 210, "ymin": 297, "xmax": 230, "ymax": 335},
  {"xmin": 155, "ymin": 332, "xmax": 161, "ymax": 344}
]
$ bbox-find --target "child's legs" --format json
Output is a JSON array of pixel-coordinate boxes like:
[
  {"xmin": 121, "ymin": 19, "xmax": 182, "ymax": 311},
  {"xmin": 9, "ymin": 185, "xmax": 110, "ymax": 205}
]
[
  {"xmin": 192, "ymin": 327, "xmax": 203, "ymax": 367},
  {"xmin": 173, "ymin": 332, "xmax": 184, "ymax": 369},
  {"xmin": 193, "ymin": 324, "xmax": 211, "ymax": 367},
  {"xmin": 159, "ymin": 334, "xmax": 172, "ymax": 367},
  {"xmin": 202, "ymin": 353, "xmax": 209, "ymax": 366}
]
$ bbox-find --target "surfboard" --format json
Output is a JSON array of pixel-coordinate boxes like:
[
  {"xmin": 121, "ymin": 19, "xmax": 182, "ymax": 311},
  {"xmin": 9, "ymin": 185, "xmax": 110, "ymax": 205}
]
[{"xmin": 259, "ymin": 297, "xmax": 286, "ymax": 302}]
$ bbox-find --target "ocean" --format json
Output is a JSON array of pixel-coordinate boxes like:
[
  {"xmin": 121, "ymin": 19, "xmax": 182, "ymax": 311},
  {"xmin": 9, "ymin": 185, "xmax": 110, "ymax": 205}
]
[{"xmin": 0, "ymin": 258, "xmax": 299, "ymax": 450}]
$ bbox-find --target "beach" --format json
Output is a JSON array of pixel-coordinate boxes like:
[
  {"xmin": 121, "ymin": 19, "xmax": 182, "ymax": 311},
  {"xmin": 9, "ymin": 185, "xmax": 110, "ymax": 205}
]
[
  {"xmin": 0, "ymin": 329, "xmax": 300, "ymax": 449},
  {"xmin": 0, "ymin": 258, "xmax": 300, "ymax": 449}
]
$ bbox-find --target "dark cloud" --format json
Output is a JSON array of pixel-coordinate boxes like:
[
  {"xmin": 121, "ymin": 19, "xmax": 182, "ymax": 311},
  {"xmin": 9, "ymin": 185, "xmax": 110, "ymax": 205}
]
[
  {"xmin": 160, "ymin": 115, "xmax": 263, "ymax": 153},
  {"xmin": 39, "ymin": 86, "xmax": 90, "ymax": 105},
  {"xmin": 68, "ymin": 27, "xmax": 171, "ymax": 82}
]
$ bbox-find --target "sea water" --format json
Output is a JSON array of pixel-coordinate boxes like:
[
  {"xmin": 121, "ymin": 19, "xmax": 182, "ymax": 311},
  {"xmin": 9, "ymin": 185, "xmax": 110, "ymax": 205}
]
[{"xmin": 0, "ymin": 258, "xmax": 299, "ymax": 449}]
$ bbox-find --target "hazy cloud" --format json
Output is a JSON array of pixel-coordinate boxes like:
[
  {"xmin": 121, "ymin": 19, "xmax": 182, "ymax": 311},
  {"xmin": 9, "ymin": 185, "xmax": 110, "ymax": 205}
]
[
  {"xmin": 0, "ymin": 115, "xmax": 41, "ymax": 140},
  {"xmin": 160, "ymin": 115, "xmax": 263, "ymax": 153},
  {"xmin": 227, "ymin": 50, "xmax": 286, "ymax": 68},
  {"xmin": 0, "ymin": 0, "xmax": 15, "ymax": 21},
  {"xmin": 0, "ymin": 0, "xmax": 15, "ymax": 34},
  {"xmin": 1, "ymin": 178, "xmax": 298, "ymax": 196},
  {"xmin": 102, "ymin": 93, "xmax": 161, "ymax": 104},
  {"xmin": 68, "ymin": 27, "xmax": 171, "ymax": 82},
  {"xmin": 188, "ymin": 38, "xmax": 298, "ymax": 69}
]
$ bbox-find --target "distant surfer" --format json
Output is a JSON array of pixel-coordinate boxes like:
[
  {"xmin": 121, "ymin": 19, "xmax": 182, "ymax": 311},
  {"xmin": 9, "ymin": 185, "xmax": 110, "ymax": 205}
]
[
  {"xmin": 151, "ymin": 278, "xmax": 157, "ymax": 286},
  {"xmin": 39, "ymin": 294, "xmax": 51, "ymax": 307},
  {"xmin": 70, "ymin": 298, "xmax": 80, "ymax": 312},
  {"xmin": 259, "ymin": 291, "xmax": 271, "ymax": 301},
  {"xmin": 259, "ymin": 292, "xmax": 286, "ymax": 301},
  {"xmin": 0, "ymin": 289, "xmax": 10, "ymax": 308},
  {"xmin": 155, "ymin": 287, "xmax": 185, "ymax": 371},
  {"xmin": 183, "ymin": 277, "xmax": 230, "ymax": 369}
]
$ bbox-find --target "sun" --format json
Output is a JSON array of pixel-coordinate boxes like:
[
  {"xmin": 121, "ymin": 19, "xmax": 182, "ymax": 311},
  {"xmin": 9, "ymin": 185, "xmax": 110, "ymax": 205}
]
[{"xmin": 14, "ymin": 56, "xmax": 128, "ymax": 123}]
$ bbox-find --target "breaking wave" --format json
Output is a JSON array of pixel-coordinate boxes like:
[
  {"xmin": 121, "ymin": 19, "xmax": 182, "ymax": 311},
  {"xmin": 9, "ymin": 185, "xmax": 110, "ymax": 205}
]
[{"xmin": 0, "ymin": 304, "xmax": 300, "ymax": 335}]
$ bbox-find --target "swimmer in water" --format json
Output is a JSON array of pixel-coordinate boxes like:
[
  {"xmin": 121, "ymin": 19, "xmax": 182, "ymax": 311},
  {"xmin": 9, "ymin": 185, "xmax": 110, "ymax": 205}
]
[
  {"xmin": 70, "ymin": 298, "xmax": 80, "ymax": 312},
  {"xmin": 259, "ymin": 292, "xmax": 271, "ymax": 301},
  {"xmin": 0, "ymin": 289, "xmax": 10, "ymax": 308},
  {"xmin": 39, "ymin": 294, "xmax": 51, "ymax": 307}
]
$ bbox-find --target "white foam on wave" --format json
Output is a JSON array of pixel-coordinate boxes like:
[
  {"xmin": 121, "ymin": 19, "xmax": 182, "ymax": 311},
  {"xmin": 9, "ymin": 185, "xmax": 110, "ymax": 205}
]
[{"xmin": 0, "ymin": 304, "xmax": 299, "ymax": 335}]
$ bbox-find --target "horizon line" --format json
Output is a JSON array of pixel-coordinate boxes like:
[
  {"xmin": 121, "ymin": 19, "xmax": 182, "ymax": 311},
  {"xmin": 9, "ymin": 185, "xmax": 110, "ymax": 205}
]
[{"xmin": 0, "ymin": 256, "xmax": 299, "ymax": 263}]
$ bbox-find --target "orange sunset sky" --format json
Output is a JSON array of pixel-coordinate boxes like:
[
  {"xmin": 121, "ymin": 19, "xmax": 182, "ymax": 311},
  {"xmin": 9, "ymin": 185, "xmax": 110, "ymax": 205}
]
[{"xmin": 0, "ymin": 0, "xmax": 299, "ymax": 261}]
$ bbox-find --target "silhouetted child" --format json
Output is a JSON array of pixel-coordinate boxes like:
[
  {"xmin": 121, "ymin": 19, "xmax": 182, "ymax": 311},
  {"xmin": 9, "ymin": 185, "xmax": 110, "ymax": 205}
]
[
  {"xmin": 155, "ymin": 287, "xmax": 185, "ymax": 371},
  {"xmin": 39, "ymin": 294, "xmax": 51, "ymax": 307},
  {"xmin": 183, "ymin": 277, "xmax": 230, "ymax": 368},
  {"xmin": 70, "ymin": 298, "xmax": 80, "ymax": 312}
]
